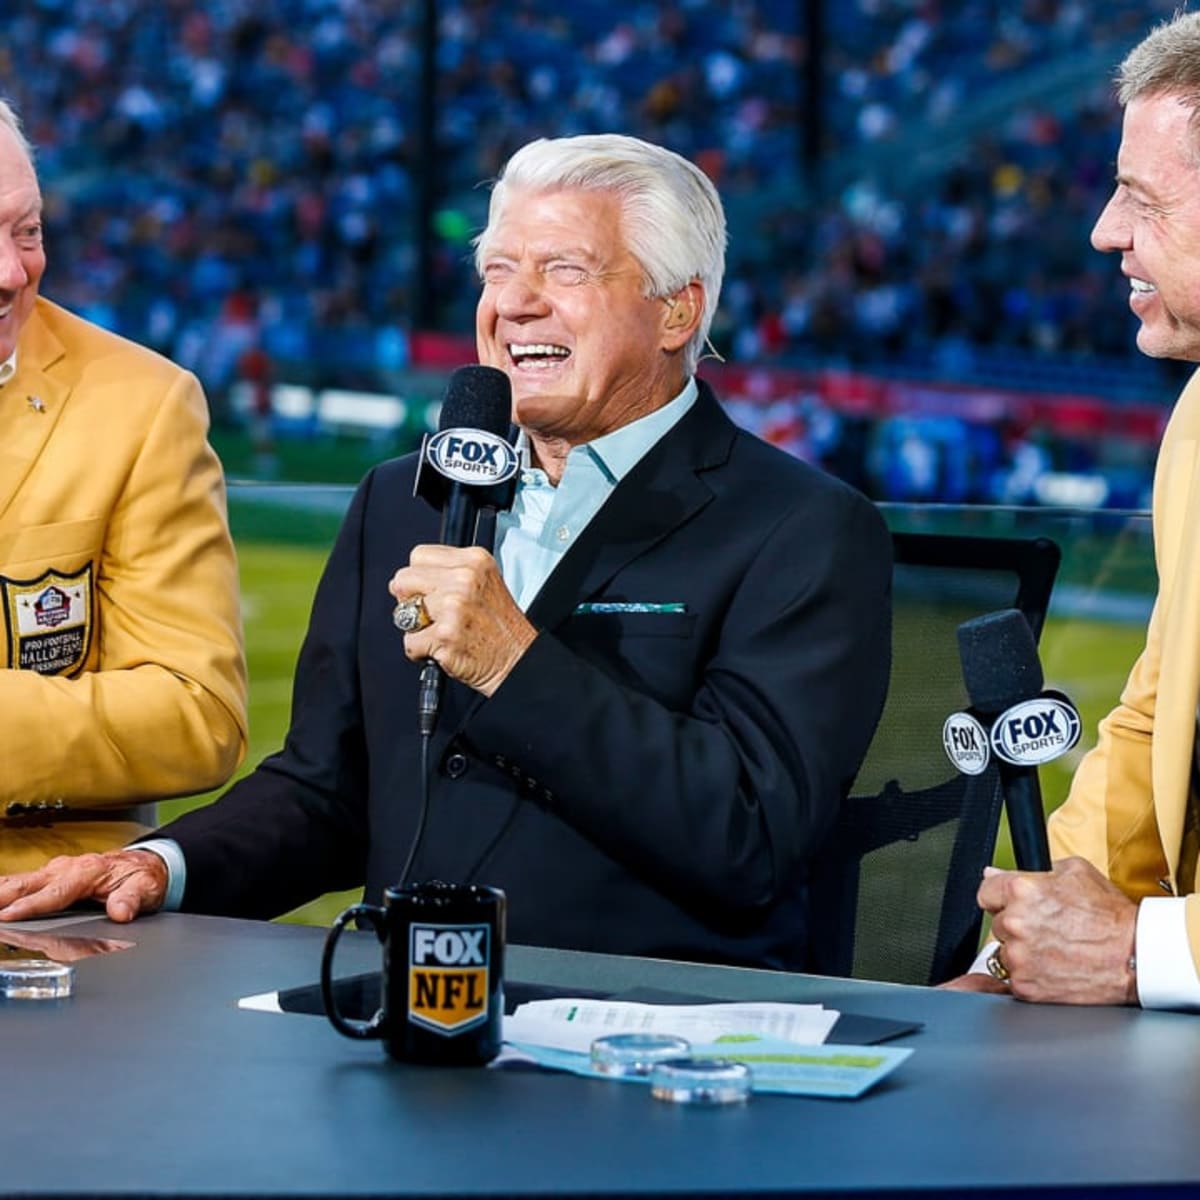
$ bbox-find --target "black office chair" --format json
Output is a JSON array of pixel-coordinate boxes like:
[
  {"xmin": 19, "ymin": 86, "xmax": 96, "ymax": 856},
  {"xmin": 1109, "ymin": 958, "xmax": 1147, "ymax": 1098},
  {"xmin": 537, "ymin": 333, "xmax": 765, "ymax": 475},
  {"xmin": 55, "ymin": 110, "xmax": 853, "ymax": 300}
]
[{"xmin": 807, "ymin": 529, "xmax": 1061, "ymax": 987}]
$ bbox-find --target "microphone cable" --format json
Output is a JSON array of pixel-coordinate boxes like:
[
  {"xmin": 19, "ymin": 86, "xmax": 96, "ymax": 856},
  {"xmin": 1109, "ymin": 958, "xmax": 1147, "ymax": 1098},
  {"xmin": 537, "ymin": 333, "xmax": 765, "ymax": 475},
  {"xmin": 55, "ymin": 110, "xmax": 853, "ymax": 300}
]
[{"xmin": 397, "ymin": 725, "xmax": 433, "ymax": 889}]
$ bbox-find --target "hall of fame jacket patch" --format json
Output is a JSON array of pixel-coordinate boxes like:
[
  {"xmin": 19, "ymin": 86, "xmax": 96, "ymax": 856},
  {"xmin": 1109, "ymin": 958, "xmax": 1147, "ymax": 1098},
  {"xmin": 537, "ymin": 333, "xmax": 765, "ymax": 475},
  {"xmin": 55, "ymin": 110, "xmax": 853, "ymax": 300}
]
[{"xmin": 2, "ymin": 563, "xmax": 94, "ymax": 676}]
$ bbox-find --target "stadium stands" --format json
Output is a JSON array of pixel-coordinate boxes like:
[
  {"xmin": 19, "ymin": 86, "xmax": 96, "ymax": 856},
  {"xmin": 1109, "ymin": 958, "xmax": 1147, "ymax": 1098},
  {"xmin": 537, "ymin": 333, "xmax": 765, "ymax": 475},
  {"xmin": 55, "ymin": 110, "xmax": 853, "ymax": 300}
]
[{"xmin": 4, "ymin": 0, "xmax": 1188, "ymax": 504}]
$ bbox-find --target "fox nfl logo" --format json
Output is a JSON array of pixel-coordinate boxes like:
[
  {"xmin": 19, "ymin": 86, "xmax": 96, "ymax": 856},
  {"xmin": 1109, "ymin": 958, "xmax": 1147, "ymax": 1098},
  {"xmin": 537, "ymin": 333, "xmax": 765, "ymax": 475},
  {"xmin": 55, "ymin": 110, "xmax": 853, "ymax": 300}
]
[{"xmin": 407, "ymin": 922, "xmax": 491, "ymax": 1036}]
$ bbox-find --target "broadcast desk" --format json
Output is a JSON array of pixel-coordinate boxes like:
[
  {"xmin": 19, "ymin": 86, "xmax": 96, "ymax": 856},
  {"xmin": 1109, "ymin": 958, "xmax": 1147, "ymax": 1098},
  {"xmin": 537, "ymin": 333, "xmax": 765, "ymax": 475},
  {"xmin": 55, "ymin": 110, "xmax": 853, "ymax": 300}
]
[{"xmin": 3, "ymin": 912, "xmax": 1199, "ymax": 1198}]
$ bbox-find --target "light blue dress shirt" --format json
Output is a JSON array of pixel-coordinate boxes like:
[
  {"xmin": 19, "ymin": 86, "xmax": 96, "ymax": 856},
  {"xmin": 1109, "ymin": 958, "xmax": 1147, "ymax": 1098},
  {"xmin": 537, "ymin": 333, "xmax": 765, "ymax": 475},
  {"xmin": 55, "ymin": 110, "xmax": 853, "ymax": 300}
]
[
  {"xmin": 142, "ymin": 377, "xmax": 699, "ymax": 911},
  {"xmin": 497, "ymin": 378, "xmax": 697, "ymax": 610}
]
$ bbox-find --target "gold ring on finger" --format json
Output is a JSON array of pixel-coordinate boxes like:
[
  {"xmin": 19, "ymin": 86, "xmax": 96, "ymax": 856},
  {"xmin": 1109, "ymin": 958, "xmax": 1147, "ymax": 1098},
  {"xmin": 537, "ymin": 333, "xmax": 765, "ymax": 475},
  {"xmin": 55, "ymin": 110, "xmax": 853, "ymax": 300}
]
[
  {"xmin": 985, "ymin": 944, "xmax": 1011, "ymax": 984},
  {"xmin": 392, "ymin": 594, "xmax": 432, "ymax": 634}
]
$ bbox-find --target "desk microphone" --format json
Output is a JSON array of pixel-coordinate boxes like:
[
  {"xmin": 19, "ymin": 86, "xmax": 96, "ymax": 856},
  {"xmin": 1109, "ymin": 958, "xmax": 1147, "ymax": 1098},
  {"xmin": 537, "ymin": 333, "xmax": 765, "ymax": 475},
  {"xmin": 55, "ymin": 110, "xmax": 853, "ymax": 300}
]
[
  {"xmin": 944, "ymin": 608, "xmax": 1081, "ymax": 871},
  {"xmin": 412, "ymin": 365, "xmax": 518, "ymax": 736}
]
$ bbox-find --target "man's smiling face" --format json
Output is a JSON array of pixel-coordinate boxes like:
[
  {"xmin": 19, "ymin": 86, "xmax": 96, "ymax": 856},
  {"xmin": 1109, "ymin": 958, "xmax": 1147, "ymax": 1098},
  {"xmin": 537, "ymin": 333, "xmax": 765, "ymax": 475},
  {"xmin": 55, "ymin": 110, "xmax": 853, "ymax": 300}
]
[
  {"xmin": 1091, "ymin": 92, "xmax": 1200, "ymax": 362},
  {"xmin": 0, "ymin": 122, "xmax": 44, "ymax": 363},
  {"xmin": 475, "ymin": 186, "xmax": 684, "ymax": 449}
]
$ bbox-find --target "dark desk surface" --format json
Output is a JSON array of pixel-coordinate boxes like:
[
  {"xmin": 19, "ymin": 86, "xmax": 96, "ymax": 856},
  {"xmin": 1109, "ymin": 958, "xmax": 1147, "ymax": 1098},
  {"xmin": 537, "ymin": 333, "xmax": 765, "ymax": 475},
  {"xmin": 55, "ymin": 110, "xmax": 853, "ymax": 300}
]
[{"xmin": 3, "ymin": 912, "xmax": 1198, "ymax": 1198}]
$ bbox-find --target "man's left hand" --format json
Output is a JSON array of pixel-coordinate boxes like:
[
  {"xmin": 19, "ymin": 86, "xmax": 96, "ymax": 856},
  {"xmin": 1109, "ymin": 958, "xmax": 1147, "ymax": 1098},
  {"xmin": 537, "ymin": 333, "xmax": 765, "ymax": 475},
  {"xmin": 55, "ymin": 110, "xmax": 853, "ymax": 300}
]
[
  {"xmin": 389, "ymin": 545, "xmax": 537, "ymax": 696},
  {"xmin": 977, "ymin": 856, "xmax": 1138, "ymax": 1005}
]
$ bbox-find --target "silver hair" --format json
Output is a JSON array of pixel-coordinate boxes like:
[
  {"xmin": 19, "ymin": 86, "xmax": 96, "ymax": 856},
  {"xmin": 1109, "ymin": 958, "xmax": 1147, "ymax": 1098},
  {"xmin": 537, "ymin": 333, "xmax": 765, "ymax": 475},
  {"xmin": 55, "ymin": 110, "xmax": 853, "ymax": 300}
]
[
  {"xmin": 475, "ymin": 134, "xmax": 726, "ymax": 375},
  {"xmin": 1117, "ymin": 10, "xmax": 1200, "ymax": 155},
  {"xmin": 0, "ymin": 97, "xmax": 35, "ymax": 164}
]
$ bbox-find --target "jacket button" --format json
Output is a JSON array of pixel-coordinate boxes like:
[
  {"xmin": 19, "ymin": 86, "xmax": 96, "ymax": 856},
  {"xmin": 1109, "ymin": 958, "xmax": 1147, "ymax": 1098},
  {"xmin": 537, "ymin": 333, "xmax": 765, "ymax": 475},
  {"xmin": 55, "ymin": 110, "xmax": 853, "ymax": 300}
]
[{"xmin": 444, "ymin": 752, "xmax": 469, "ymax": 779}]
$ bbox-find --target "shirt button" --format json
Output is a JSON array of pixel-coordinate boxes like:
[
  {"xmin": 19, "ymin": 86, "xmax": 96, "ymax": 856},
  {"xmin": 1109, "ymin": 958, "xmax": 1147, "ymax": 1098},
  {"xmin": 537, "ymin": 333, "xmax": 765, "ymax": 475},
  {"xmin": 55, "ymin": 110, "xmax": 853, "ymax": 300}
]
[
  {"xmin": 555, "ymin": 525, "xmax": 570, "ymax": 542},
  {"xmin": 444, "ymin": 752, "xmax": 469, "ymax": 780}
]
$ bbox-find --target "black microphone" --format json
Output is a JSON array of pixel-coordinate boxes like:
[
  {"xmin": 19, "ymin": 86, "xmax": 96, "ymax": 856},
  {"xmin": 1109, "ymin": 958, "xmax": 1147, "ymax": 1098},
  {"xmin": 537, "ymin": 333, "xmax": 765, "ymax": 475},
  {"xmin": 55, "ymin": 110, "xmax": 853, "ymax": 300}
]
[
  {"xmin": 949, "ymin": 609, "xmax": 1081, "ymax": 871},
  {"xmin": 412, "ymin": 365, "xmax": 518, "ymax": 736}
]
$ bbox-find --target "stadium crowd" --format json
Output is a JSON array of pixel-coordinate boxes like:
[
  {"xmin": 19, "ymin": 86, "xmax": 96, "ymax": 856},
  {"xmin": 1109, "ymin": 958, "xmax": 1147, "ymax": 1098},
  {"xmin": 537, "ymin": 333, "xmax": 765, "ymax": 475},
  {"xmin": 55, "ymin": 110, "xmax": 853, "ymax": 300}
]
[{"xmin": 0, "ymin": 0, "xmax": 1186, "ymax": 503}]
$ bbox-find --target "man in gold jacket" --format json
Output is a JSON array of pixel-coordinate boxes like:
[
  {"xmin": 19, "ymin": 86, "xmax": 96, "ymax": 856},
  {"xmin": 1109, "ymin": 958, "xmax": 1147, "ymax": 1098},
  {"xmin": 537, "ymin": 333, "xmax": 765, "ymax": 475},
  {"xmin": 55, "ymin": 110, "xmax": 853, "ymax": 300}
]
[
  {"xmin": 0, "ymin": 100, "xmax": 246, "ymax": 873},
  {"xmin": 950, "ymin": 12, "xmax": 1200, "ymax": 1008}
]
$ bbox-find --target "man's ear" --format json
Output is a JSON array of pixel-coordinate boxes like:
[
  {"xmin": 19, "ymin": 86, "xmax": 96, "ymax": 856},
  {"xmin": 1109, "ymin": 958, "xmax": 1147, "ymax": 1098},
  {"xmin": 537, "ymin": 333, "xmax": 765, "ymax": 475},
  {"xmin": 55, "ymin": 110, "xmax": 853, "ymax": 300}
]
[{"xmin": 660, "ymin": 281, "xmax": 704, "ymax": 349}]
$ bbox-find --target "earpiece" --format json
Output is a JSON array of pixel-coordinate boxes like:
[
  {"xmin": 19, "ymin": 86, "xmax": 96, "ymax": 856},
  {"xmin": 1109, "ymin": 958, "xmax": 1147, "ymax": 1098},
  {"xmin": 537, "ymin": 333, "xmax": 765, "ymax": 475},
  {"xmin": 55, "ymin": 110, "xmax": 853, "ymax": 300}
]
[{"xmin": 664, "ymin": 295, "xmax": 694, "ymax": 329}]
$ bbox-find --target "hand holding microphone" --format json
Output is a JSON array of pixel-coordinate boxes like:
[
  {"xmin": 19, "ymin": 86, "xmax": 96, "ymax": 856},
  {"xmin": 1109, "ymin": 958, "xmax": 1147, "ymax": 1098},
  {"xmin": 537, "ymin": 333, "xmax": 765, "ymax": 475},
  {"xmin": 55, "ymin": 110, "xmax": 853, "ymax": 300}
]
[
  {"xmin": 394, "ymin": 543, "xmax": 537, "ymax": 696},
  {"xmin": 388, "ymin": 365, "xmax": 529, "ymax": 734},
  {"xmin": 944, "ymin": 608, "xmax": 1081, "ymax": 871},
  {"xmin": 939, "ymin": 610, "xmax": 1140, "ymax": 1003}
]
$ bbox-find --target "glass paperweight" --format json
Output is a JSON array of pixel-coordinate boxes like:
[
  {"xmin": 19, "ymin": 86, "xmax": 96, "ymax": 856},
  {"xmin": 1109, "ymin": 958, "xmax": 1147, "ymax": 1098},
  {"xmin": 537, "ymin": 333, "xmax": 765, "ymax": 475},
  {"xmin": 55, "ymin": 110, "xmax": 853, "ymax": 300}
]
[
  {"xmin": 649, "ymin": 1057, "xmax": 752, "ymax": 1106},
  {"xmin": 590, "ymin": 1033, "xmax": 691, "ymax": 1077},
  {"xmin": 0, "ymin": 959, "xmax": 73, "ymax": 1000}
]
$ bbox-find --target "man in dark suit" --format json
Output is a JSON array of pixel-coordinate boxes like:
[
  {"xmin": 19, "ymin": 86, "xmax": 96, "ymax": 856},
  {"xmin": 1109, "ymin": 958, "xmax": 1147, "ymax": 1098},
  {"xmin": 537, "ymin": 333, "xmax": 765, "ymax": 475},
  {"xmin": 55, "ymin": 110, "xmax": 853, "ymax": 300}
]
[{"xmin": 0, "ymin": 134, "xmax": 892, "ymax": 971}]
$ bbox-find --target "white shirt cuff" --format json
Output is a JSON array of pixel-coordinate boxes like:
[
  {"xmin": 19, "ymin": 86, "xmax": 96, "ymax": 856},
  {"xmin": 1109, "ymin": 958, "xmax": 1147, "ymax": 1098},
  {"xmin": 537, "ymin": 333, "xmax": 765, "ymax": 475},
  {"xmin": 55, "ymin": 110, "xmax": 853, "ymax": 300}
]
[
  {"xmin": 1135, "ymin": 897, "xmax": 1200, "ymax": 1010},
  {"xmin": 127, "ymin": 838, "xmax": 187, "ymax": 912},
  {"xmin": 969, "ymin": 940, "xmax": 997, "ymax": 976}
]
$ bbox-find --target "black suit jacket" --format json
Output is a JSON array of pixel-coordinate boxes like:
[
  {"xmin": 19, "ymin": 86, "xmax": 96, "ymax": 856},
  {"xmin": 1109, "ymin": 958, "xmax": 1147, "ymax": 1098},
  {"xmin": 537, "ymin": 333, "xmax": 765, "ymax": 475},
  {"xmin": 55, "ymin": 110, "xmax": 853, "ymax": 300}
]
[{"xmin": 163, "ymin": 384, "xmax": 892, "ymax": 970}]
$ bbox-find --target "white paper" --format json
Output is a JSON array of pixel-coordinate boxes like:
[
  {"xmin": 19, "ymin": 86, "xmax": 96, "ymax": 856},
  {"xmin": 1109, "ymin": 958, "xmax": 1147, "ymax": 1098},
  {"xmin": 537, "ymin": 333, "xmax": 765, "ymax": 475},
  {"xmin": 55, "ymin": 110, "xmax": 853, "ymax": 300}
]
[{"xmin": 503, "ymin": 998, "xmax": 839, "ymax": 1053}]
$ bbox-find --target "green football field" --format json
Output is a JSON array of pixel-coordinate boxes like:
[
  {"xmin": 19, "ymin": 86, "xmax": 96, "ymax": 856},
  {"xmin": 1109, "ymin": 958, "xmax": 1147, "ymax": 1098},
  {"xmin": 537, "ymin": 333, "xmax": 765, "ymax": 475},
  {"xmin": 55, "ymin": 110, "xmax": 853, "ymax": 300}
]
[{"xmin": 169, "ymin": 523, "xmax": 1151, "ymax": 930}]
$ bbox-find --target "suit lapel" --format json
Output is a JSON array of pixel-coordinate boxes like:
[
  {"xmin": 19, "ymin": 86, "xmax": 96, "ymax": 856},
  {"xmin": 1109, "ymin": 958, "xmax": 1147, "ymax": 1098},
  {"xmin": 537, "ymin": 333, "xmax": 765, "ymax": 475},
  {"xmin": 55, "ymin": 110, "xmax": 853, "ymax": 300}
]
[
  {"xmin": 0, "ymin": 307, "xmax": 69, "ymax": 522},
  {"xmin": 442, "ymin": 384, "xmax": 734, "ymax": 740},
  {"xmin": 525, "ymin": 382, "xmax": 733, "ymax": 632}
]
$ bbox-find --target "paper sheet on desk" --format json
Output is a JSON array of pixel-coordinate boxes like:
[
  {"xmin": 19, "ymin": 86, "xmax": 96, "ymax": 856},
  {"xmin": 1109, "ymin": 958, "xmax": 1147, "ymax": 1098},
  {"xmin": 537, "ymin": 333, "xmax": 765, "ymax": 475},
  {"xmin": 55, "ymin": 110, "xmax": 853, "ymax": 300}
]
[
  {"xmin": 504, "ymin": 998, "xmax": 840, "ymax": 1053},
  {"xmin": 505, "ymin": 1037, "xmax": 911, "ymax": 1099}
]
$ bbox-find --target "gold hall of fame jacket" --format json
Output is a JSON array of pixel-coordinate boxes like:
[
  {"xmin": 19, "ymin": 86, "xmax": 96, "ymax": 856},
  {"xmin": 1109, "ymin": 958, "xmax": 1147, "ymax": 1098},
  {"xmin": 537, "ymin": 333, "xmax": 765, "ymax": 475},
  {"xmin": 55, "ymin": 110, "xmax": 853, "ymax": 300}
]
[
  {"xmin": 0, "ymin": 298, "xmax": 247, "ymax": 874},
  {"xmin": 1049, "ymin": 368, "xmax": 1200, "ymax": 981}
]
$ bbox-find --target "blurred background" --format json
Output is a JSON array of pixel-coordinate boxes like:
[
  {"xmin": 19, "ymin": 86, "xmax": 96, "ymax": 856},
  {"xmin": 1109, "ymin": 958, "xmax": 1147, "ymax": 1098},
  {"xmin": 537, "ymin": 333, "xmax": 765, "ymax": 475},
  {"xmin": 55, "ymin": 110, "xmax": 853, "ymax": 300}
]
[
  {"xmin": 10, "ymin": 0, "xmax": 1190, "ymax": 504},
  {"xmin": 6, "ymin": 0, "xmax": 1183, "ymax": 920}
]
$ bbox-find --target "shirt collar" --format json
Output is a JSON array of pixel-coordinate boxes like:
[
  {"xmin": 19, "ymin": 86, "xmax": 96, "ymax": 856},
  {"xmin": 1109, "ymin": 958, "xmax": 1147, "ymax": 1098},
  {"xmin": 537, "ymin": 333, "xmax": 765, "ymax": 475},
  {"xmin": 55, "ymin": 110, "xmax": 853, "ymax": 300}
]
[
  {"xmin": 514, "ymin": 377, "xmax": 698, "ymax": 482},
  {"xmin": 0, "ymin": 349, "xmax": 17, "ymax": 387}
]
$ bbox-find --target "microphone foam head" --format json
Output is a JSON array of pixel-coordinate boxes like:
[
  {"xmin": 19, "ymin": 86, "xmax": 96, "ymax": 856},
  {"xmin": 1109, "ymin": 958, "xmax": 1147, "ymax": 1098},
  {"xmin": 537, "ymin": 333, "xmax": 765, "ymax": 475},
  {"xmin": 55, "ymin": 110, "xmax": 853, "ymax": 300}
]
[
  {"xmin": 957, "ymin": 608, "xmax": 1043, "ymax": 713},
  {"xmin": 439, "ymin": 365, "xmax": 512, "ymax": 437}
]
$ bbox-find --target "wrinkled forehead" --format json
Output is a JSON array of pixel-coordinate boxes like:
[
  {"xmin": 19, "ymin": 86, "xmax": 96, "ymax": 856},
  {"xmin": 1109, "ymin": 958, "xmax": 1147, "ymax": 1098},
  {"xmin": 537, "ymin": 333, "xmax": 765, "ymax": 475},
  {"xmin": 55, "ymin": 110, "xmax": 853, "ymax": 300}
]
[{"xmin": 479, "ymin": 185, "xmax": 629, "ymax": 259}]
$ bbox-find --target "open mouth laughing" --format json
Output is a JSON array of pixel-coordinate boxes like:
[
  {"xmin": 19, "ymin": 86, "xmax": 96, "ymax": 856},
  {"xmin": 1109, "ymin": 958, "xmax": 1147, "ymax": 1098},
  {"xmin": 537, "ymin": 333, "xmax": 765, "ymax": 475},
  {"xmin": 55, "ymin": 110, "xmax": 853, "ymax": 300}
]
[{"xmin": 508, "ymin": 342, "xmax": 571, "ymax": 369}]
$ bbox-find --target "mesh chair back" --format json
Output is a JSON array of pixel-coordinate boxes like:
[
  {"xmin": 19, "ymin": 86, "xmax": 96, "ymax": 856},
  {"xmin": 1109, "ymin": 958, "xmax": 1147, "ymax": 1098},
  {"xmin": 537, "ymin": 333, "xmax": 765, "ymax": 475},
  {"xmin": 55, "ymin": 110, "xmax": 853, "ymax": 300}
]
[{"xmin": 807, "ymin": 531, "xmax": 1061, "ymax": 986}]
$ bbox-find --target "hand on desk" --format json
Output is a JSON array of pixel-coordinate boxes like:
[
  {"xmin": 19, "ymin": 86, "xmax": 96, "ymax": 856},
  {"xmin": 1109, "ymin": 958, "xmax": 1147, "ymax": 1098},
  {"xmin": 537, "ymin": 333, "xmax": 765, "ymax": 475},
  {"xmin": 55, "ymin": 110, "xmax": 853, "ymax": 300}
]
[
  {"xmin": 0, "ymin": 849, "xmax": 167, "ymax": 924},
  {"xmin": 942, "ymin": 857, "xmax": 1138, "ymax": 1005}
]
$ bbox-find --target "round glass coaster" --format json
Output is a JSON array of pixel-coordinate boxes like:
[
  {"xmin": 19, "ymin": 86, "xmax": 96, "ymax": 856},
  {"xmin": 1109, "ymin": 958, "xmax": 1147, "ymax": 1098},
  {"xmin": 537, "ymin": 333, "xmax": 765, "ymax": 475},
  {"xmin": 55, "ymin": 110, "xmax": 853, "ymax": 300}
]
[
  {"xmin": 649, "ymin": 1057, "xmax": 752, "ymax": 1106},
  {"xmin": 590, "ymin": 1033, "xmax": 692, "ymax": 1077},
  {"xmin": 0, "ymin": 959, "xmax": 74, "ymax": 1000}
]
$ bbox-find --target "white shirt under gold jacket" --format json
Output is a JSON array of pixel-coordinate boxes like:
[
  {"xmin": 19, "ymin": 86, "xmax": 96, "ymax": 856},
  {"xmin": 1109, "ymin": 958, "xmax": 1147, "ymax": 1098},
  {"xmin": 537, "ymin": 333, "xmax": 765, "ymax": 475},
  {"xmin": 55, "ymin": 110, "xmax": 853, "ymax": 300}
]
[
  {"xmin": 1050, "ymin": 368, "xmax": 1200, "ymax": 980},
  {"xmin": 0, "ymin": 298, "xmax": 247, "ymax": 872}
]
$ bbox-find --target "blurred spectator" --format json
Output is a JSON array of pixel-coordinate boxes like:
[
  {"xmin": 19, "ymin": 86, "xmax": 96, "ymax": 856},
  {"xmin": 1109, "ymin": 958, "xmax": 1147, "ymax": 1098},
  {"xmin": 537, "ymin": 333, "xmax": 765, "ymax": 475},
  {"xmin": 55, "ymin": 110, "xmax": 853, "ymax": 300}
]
[{"xmin": 0, "ymin": 0, "xmax": 1184, "ymax": 508}]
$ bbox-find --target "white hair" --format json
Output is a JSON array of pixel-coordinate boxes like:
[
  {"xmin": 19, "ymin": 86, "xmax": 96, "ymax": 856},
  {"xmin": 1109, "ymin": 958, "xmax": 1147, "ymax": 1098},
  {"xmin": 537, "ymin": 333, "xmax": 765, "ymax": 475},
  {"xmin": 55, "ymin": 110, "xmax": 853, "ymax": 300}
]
[
  {"xmin": 475, "ymin": 134, "xmax": 726, "ymax": 374},
  {"xmin": 0, "ymin": 98, "xmax": 35, "ymax": 164}
]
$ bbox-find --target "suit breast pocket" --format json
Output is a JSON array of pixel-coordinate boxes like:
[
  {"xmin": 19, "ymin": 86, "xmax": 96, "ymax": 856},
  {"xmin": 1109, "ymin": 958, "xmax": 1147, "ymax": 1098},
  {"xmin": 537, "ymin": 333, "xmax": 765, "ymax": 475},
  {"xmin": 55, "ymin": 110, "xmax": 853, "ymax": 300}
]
[
  {"xmin": 0, "ymin": 518, "xmax": 105, "ymax": 574},
  {"xmin": 575, "ymin": 611, "xmax": 697, "ymax": 639},
  {"xmin": 564, "ymin": 610, "xmax": 700, "ymax": 705}
]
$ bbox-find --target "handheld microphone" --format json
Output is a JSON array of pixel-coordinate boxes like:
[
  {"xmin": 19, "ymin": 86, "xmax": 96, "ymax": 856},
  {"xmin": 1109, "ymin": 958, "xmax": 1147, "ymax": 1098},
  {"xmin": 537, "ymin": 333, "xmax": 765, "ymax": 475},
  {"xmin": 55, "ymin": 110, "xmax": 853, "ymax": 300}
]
[
  {"xmin": 412, "ymin": 365, "xmax": 518, "ymax": 736},
  {"xmin": 945, "ymin": 609, "xmax": 1081, "ymax": 871}
]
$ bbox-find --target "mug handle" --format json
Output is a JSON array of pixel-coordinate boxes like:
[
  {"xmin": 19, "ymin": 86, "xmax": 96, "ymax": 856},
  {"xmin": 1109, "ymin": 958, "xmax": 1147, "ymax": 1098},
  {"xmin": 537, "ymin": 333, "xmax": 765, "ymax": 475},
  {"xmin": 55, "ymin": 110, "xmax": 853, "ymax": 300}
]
[{"xmin": 320, "ymin": 903, "xmax": 387, "ymax": 1040}]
